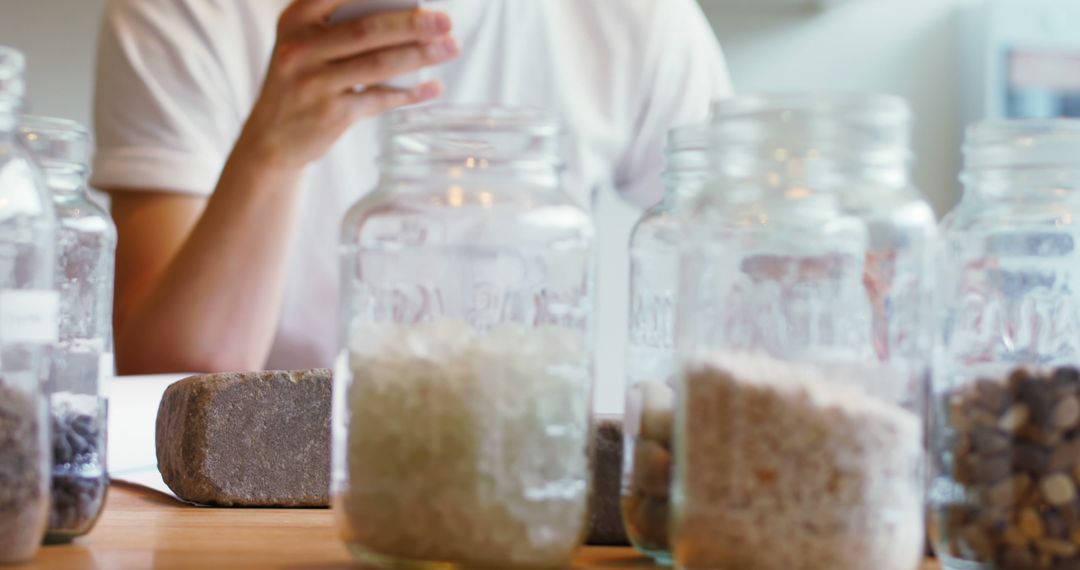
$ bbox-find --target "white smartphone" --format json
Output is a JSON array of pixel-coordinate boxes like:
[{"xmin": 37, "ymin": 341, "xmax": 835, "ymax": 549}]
[{"xmin": 330, "ymin": 0, "xmax": 426, "ymax": 91}]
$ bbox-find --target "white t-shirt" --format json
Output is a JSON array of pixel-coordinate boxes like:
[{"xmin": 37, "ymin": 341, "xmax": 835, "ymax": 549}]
[{"xmin": 92, "ymin": 0, "xmax": 732, "ymax": 370}]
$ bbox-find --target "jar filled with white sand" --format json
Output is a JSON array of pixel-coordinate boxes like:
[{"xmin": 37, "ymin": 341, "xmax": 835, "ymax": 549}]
[{"xmin": 333, "ymin": 106, "xmax": 596, "ymax": 569}]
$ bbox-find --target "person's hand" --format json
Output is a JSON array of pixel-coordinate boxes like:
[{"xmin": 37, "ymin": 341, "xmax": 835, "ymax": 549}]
[{"xmin": 234, "ymin": 0, "xmax": 459, "ymax": 172}]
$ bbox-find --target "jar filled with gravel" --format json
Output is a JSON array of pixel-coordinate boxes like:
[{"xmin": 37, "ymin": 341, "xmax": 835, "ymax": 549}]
[
  {"xmin": 333, "ymin": 107, "xmax": 595, "ymax": 569},
  {"xmin": 931, "ymin": 120, "xmax": 1080, "ymax": 569},
  {"xmin": 0, "ymin": 381, "xmax": 49, "ymax": 564},
  {"xmin": 0, "ymin": 46, "xmax": 58, "ymax": 564},
  {"xmin": 19, "ymin": 116, "xmax": 114, "ymax": 543},
  {"xmin": 622, "ymin": 124, "xmax": 709, "ymax": 565},
  {"xmin": 673, "ymin": 95, "xmax": 932, "ymax": 570}
]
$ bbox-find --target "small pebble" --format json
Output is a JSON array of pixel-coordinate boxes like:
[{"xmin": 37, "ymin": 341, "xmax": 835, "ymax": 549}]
[
  {"xmin": 1037, "ymin": 537, "xmax": 1078, "ymax": 557},
  {"xmin": 1054, "ymin": 367, "xmax": 1080, "ymax": 387},
  {"xmin": 1003, "ymin": 525, "xmax": 1028, "ymax": 547},
  {"xmin": 1001, "ymin": 546, "xmax": 1035, "ymax": 568},
  {"xmin": 1049, "ymin": 439, "xmax": 1080, "ymax": 472},
  {"xmin": 1013, "ymin": 443, "xmax": 1051, "ymax": 474},
  {"xmin": 630, "ymin": 440, "xmax": 672, "ymax": 499},
  {"xmin": 963, "ymin": 524, "xmax": 995, "ymax": 560},
  {"xmin": 1044, "ymin": 512, "xmax": 1068, "ymax": 538},
  {"xmin": 1021, "ymin": 508, "xmax": 1045, "ymax": 540},
  {"xmin": 1019, "ymin": 380, "xmax": 1058, "ymax": 423},
  {"xmin": 989, "ymin": 478, "xmax": 1017, "ymax": 507},
  {"xmin": 639, "ymin": 382, "xmax": 674, "ymax": 445},
  {"xmin": 973, "ymin": 453, "xmax": 1012, "ymax": 484},
  {"xmin": 1000, "ymin": 404, "xmax": 1031, "ymax": 434},
  {"xmin": 975, "ymin": 379, "xmax": 1009, "ymax": 413},
  {"xmin": 972, "ymin": 428, "xmax": 1011, "ymax": 455},
  {"xmin": 1041, "ymin": 473, "xmax": 1077, "ymax": 507},
  {"xmin": 1054, "ymin": 397, "xmax": 1080, "ymax": 431}
]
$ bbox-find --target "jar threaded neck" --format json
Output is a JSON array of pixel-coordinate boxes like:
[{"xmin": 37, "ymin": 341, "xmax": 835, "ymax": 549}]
[
  {"xmin": 962, "ymin": 120, "xmax": 1080, "ymax": 199},
  {"xmin": 19, "ymin": 116, "xmax": 92, "ymax": 193},
  {"xmin": 381, "ymin": 105, "xmax": 563, "ymax": 170},
  {"xmin": 704, "ymin": 94, "xmax": 914, "ymax": 200}
]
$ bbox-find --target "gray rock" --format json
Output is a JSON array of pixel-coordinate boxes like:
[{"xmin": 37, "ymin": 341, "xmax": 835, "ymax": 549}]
[{"xmin": 155, "ymin": 370, "xmax": 332, "ymax": 507}]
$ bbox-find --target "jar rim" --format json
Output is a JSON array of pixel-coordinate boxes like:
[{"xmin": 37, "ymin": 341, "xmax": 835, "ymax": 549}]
[
  {"xmin": 385, "ymin": 105, "xmax": 562, "ymax": 136},
  {"xmin": 666, "ymin": 123, "xmax": 711, "ymax": 153},
  {"xmin": 381, "ymin": 105, "xmax": 564, "ymax": 168},
  {"xmin": 964, "ymin": 119, "xmax": 1080, "ymax": 172},
  {"xmin": 19, "ymin": 115, "xmax": 92, "ymax": 176},
  {"xmin": 707, "ymin": 93, "xmax": 914, "ymax": 165},
  {"xmin": 711, "ymin": 93, "xmax": 912, "ymax": 126}
]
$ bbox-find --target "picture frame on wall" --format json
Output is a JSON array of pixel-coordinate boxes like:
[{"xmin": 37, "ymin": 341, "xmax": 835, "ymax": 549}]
[{"xmin": 961, "ymin": 0, "xmax": 1080, "ymax": 121}]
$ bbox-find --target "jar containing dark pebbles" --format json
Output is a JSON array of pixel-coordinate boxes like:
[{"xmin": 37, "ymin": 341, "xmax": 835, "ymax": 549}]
[
  {"xmin": 19, "ymin": 116, "xmax": 115, "ymax": 543},
  {"xmin": 931, "ymin": 120, "xmax": 1080, "ymax": 569},
  {"xmin": 46, "ymin": 396, "xmax": 107, "ymax": 542}
]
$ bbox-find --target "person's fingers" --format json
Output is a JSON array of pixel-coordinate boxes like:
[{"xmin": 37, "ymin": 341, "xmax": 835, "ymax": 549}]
[
  {"xmin": 278, "ymin": 0, "xmax": 348, "ymax": 38},
  {"xmin": 309, "ymin": 10, "xmax": 452, "ymax": 63},
  {"xmin": 325, "ymin": 37, "xmax": 459, "ymax": 91},
  {"xmin": 349, "ymin": 81, "xmax": 443, "ymax": 117}
]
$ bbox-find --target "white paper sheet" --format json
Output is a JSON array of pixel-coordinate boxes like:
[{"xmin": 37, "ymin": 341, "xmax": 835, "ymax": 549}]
[{"xmin": 107, "ymin": 374, "xmax": 193, "ymax": 497}]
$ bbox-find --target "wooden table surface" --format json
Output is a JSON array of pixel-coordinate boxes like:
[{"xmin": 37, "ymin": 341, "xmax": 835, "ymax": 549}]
[
  {"xmin": 30, "ymin": 483, "xmax": 941, "ymax": 569},
  {"xmin": 28, "ymin": 483, "xmax": 661, "ymax": 569}
]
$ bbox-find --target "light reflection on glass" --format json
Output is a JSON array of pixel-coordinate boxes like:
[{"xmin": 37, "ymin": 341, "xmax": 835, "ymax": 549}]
[{"xmin": 448, "ymin": 186, "xmax": 465, "ymax": 208}]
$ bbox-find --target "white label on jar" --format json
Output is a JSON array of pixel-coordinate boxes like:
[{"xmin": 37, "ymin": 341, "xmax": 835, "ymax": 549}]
[
  {"xmin": 0, "ymin": 290, "xmax": 59, "ymax": 344},
  {"xmin": 98, "ymin": 353, "xmax": 115, "ymax": 399}
]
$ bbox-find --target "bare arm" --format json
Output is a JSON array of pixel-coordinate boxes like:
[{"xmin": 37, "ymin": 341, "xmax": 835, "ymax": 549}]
[
  {"xmin": 109, "ymin": 154, "xmax": 304, "ymax": 374},
  {"xmin": 108, "ymin": 0, "xmax": 459, "ymax": 374}
]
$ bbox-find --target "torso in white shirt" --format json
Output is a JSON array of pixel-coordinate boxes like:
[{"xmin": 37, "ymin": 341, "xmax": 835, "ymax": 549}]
[{"xmin": 92, "ymin": 0, "xmax": 732, "ymax": 369}]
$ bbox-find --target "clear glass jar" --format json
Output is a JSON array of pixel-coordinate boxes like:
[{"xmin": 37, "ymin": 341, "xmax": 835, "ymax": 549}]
[
  {"xmin": 622, "ymin": 124, "xmax": 709, "ymax": 565},
  {"xmin": 930, "ymin": 120, "xmax": 1080, "ymax": 570},
  {"xmin": 19, "ymin": 116, "xmax": 114, "ymax": 543},
  {"xmin": 333, "ymin": 106, "xmax": 595, "ymax": 569},
  {"xmin": 672, "ymin": 95, "xmax": 930, "ymax": 570},
  {"xmin": 0, "ymin": 47, "xmax": 56, "ymax": 564}
]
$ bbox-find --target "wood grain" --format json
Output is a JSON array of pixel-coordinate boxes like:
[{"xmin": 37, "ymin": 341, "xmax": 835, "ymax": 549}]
[{"xmin": 30, "ymin": 483, "xmax": 940, "ymax": 569}]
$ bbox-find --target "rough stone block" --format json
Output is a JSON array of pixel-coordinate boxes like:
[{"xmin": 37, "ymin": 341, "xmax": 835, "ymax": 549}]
[{"xmin": 155, "ymin": 370, "xmax": 332, "ymax": 507}]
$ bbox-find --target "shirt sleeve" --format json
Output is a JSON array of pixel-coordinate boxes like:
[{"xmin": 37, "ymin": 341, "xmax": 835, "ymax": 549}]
[
  {"xmin": 614, "ymin": 0, "xmax": 734, "ymax": 208},
  {"xmin": 90, "ymin": 0, "xmax": 245, "ymax": 196}
]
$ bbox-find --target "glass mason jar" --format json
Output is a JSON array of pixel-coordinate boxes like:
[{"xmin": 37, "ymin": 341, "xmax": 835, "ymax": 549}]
[
  {"xmin": 0, "ymin": 47, "xmax": 56, "ymax": 564},
  {"xmin": 672, "ymin": 95, "xmax": 932, "ymax": 570},
  {"xmin": 622, "ymin": 124, "xmax": 709, "ymax": 565},
  {"xmin": 930, "ymin": 120, "xmax": 1080, "ymax": 570},
  {"xmin": 19, "ymin": 116, "xmax": 114, "ymax": 543},
  {"xmin": 333, "ymin": 106, "xmax": 595, "ymax": 569}
]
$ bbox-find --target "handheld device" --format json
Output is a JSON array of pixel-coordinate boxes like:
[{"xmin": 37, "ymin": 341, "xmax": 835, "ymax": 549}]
[{"xmin": 330, "ymin": 0, "xmax": 427, "ymax": 91}]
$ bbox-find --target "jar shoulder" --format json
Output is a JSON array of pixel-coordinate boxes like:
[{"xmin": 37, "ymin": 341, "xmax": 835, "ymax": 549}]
[
  {"xmin": 631, "ymin": 206, "xmax": 682, "ymax": 252},
  {"xmin": 54, "ymin": 195, "xmax": 117, "ymax": 244},
  {"xmin": 941, "ymin": 196, "xmax": 1079, "ymax": 237}
]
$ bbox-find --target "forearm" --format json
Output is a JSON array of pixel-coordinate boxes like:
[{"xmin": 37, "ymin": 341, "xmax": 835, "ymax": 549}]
[
  {"xmin": 111, "ymin": 4, "xmax": 457, "ymax": 374},
  {"xmin": 115, "ymin": 150, "xmax": 304, "ymax": 374}
]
